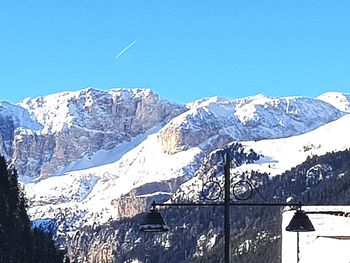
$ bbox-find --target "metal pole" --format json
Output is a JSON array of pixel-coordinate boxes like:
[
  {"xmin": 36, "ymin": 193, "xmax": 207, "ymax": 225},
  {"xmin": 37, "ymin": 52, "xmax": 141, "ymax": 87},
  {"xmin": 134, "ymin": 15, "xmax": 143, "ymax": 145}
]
[
  {"xmin": 297, "ymin": 232, "xmax": 300, "ymax": 263},
  {"xmin": 224, "ymin": 151, "xmax": 231, "ymax": 263},
  {"xmin": 154, "ymin": 202, "xmax": 345, "ymax": 207}
]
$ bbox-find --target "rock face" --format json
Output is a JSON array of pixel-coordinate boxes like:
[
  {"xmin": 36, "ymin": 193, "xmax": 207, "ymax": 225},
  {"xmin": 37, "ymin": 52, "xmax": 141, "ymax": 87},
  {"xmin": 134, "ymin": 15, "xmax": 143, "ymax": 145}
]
[
  {"xmin": 2, "ymin": 90, "xmax": 346, "ymax": 179},
  {"xmin": 1, "ymin": 88, "xmax": 185, "ymax": 178},
  {"xmin": 0, "ymin": 113, "xmax": 16, "ymax": 160},
  {"xmin": 157, "ymin": 95, "xmax": 344, "ymax": 154},
  {"xmin": 0, "ymin": 101, "xmax": 42, "ymax": 161}
]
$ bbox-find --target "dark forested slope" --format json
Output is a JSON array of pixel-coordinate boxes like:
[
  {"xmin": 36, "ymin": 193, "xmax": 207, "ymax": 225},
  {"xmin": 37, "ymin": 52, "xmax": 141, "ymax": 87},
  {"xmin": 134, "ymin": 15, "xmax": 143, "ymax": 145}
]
[{"xmin": 0, "ymin": 156, "xmax": 65, "ymax": 263}]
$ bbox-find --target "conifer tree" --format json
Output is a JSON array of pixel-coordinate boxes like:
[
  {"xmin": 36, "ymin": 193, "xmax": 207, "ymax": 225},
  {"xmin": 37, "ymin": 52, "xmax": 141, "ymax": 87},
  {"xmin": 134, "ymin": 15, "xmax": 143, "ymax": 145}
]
[{"xmin": 0, "ymin": 155, "xmax": 65, "ymax": 263}]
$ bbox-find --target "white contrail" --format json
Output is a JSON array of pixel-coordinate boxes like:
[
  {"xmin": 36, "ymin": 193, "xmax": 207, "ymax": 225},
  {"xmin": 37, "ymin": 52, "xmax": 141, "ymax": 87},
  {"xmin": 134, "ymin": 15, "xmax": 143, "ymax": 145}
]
[{"xmin": 115, "ymin": 39, "xmax": 138, "ymax": 59}]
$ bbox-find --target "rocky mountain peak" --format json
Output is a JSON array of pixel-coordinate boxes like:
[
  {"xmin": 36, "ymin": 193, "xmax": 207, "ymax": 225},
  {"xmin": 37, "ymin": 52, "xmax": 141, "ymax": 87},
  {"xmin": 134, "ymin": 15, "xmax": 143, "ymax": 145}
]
[
  {"xmin": 157, "ymin": 95, "xmax": 344, "ymax": 154},
  {"xmin": 3, "ymin": 88, "xmax": 185, "ymax": 179}
]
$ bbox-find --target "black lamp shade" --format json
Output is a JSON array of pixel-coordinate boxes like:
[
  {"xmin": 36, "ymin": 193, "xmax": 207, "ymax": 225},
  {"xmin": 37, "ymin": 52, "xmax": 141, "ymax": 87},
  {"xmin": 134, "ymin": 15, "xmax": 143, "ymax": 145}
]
[
  {"xmin": 286, "ymin": 210, "xmax": 315, "ymax": 232},
  {"xmin": 139, "ymin": 208, "xmax": 169, "ymax": 233}
]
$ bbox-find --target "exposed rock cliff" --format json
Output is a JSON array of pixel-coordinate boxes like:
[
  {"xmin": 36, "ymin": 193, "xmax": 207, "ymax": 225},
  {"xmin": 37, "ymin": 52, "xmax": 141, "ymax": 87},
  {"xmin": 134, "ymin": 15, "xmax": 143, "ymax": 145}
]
[
  {"xmin": 157, "ymin": 95, "xmax": 344, "ymax": 154},
  {"xmin": 6, "ymin": 88, "xmax": 186, "ymax": 178}
]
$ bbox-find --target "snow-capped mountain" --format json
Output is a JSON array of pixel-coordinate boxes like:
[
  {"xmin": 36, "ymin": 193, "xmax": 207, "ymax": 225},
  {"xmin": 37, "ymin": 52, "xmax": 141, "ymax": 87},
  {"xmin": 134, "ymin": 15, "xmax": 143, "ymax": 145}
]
[
  {"xmin": 317, "ymin": 92, "xmax": 350, "ymax": 113},
  {"xmin": 158, "ymin": 94, "xmax": 344, "ymax": 154},
  {"xmin": 7, "ymin": 88, "xmax": 185, "ymax": 180},
  {"xmin": 1, "ymin": 88, "xmax": 350, "ymax": 258}
]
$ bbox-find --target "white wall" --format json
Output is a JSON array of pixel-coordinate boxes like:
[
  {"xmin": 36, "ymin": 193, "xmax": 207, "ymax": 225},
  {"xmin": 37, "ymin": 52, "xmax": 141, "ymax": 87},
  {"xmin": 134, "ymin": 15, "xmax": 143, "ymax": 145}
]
[{"xmin": 282, "ymin": 206, "xmax": 350, "ymax": 263}]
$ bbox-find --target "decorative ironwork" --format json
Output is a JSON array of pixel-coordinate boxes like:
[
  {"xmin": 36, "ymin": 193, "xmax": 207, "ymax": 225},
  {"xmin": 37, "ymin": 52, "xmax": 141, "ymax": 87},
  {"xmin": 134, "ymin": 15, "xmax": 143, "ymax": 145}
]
[
  {"xmin": 200, "ymin": 146, "xmax": 266, "ymax": 202},
  {"xmin": 231, "ymin": 180, "xmax": 253, "ymax": 201},
  {"xmin": 201, "ymin": 180, "xmax": 222, "ymax": 201}
]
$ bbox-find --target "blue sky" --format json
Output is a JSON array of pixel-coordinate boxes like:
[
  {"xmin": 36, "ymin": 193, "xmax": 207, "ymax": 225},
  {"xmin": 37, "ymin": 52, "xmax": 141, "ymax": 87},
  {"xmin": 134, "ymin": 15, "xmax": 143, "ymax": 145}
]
[{"xmin": 1, "ymin": 1, "xmax": 350, "ymax": 104}]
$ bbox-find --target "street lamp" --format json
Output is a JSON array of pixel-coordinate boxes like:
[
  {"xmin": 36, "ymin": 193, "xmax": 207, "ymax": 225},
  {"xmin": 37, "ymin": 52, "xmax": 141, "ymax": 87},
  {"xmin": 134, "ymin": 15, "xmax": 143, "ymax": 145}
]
[
  {"xmin": 139, "ymin": 149, "xmax": 315, "ymax": 262},
  {"xmin": 286, "ymin": 209, "xmax": 315, "ymax": 232},
  {"xmin": 139, "ymin": 203, "xmax": 169, "ymax": 233},
  {"xmin": 285, "ymin": 208, "xmax": 315, "ymax": 263}
]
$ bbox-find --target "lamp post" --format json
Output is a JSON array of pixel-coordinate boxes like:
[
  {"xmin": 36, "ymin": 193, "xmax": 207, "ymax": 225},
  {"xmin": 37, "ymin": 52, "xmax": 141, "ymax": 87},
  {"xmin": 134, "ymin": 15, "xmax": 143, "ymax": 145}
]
[
  {"xmin": 288, "ymin": 212, "xmax": 310, "ymax": 263},
  {"xmin": 285, "ymin": 207, "xmax": 315, "ymax": 263},
  {"xmin": 297, "ymin": 232, "xmax": 300, "ymax": 263},
  {"xmin": 140, "ymin": 149, "xmax": 315, "ymax": 262},
  {"xmin": 223, "ymin": 151, "xmax": 231, "ymax": 263}
]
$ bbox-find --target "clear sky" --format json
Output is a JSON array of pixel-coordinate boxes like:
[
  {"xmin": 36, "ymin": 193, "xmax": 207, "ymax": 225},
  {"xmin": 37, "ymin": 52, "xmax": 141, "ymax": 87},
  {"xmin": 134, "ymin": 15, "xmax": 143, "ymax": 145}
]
[{"xmin": 1, "ymin": 0, "xmax": 350, "ymax": 104}]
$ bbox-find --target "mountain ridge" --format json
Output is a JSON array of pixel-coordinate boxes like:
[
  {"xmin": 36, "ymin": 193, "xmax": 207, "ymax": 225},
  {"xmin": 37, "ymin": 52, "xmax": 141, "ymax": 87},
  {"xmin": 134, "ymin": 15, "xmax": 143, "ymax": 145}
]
[{"xmin": 1, "ymin": 87, "xmax": 350, "ymax": 262}]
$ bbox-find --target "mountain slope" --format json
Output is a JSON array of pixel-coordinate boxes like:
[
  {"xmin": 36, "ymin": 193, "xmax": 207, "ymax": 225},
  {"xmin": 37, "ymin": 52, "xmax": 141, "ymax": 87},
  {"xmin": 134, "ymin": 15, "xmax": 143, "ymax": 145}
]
[
  {"xmin": 1, "ymin": 88, "xmax": 350, "ymax": 262},
  {"xmin": 173, "ymin": 113, "xmax": 350, "ymax": 202},
  {"xmin": 158, "ymin": 95, "xmax": 344, "ymax": 154},
  {"xmin": 25, "ymin": 126, "xmax": 203, "ymax": 228},
  {"xmin": 19, "ymin": 91, "xmax": 349, "ymax": 237},
  {"xmin": 317, "ymin": 92, "xmax": 350, "ymax": 113}
]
